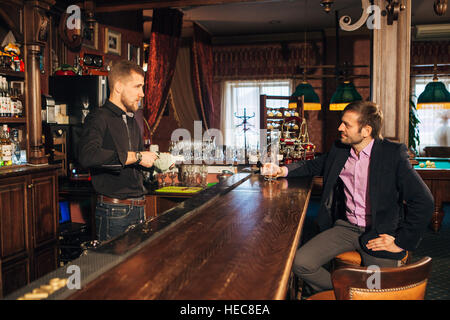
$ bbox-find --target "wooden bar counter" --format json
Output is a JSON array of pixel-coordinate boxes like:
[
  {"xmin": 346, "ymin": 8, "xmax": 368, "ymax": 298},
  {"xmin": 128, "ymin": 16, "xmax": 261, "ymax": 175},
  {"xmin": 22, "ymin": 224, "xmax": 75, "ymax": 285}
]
[{"xmin": 5, "ymin": 172, "xmax": 312, "ymax": 300}]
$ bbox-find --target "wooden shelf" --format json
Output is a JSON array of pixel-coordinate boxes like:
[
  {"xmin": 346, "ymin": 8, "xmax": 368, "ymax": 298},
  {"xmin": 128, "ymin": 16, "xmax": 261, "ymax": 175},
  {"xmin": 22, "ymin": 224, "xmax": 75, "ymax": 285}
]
[
  {"xmin": 0, "ymin": 69, "xmax": 25, "ymax": 78},
  {"xmin": 0, "ymin": 117, "xmax": 26, "ymax": 124}
]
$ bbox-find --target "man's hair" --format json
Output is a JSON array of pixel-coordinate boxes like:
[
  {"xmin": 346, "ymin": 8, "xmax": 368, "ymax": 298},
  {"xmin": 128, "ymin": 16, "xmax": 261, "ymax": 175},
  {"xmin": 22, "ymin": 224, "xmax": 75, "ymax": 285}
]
[
  {"xmin": 108, "ymin": 60, "xmax": 145, "ymax": 92},
  {"xmin": 343, "ymin": 101, "xmax": 383, "ymax": 139}
]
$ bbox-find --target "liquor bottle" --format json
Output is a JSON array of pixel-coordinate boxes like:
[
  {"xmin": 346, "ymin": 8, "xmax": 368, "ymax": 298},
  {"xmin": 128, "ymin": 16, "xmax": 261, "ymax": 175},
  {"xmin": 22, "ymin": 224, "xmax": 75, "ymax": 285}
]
[
  {"xmin": 11, "ymin": 128, "xmax": 21, "ymax": 165},
  {"xmin": 1, "ymin": 125, "xmax": 13, "ymax": 166},
  {"xmin": 10, "ymin": 88, "xmax": 16, "ymax": 118},
  {"xmin": 14, "ymin": 89, "xmax": 23, "ymax": 117},
  {"xmin": 5, "ymin": 81, "xmax": 11, "ymax": 117},
  {"xmin": 0, "ymin": 77, "xmax": 5, "ymax": 117}
]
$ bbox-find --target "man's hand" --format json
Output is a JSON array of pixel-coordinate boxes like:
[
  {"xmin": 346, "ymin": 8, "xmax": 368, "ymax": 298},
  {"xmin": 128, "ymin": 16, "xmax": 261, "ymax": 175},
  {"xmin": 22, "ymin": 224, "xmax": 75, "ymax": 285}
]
[
  {"xmin": 261, "ymin": 163, "xmax": 286, "ymax": 178},
  {"xmin": 366, "ymin": 234, "xmax": 403, "ymax": 253},
  {"xmin": 139, "ymin": 151, "xmax": 158, "ymax": 168}
]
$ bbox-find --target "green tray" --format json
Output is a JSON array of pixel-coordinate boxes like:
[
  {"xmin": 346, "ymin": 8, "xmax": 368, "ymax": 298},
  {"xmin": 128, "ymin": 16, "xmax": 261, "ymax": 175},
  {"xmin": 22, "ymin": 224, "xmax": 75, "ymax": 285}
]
[{"xmin": 155, "ymin": 186, "xmax": 203, "ymax": 193}]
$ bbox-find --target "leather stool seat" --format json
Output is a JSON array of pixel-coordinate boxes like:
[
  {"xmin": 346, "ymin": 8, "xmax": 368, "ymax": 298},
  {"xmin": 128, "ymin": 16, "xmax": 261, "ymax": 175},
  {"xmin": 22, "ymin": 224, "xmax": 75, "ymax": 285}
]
[
  {"xmin": 307, "ymin": 290, "xmax": 335, "ymax": 300},
  {"xmin": 334, "ymin": 250, "xmax": 410, "ymax": 269},
  {"xmin": 335, "ymin": 251, "xmax": 362, "ymax": 265}
]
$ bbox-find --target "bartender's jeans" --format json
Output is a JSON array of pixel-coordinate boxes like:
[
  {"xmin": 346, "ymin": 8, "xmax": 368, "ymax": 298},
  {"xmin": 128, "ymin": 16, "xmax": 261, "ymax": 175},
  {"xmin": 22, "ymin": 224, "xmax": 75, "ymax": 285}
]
[
  {"xmin": 292, "ymin": 219, "xmax": 401, "ymax": 293},
  {"xmin": 95, "ymin": 198, "xmax": 145, "ymax": 242}
]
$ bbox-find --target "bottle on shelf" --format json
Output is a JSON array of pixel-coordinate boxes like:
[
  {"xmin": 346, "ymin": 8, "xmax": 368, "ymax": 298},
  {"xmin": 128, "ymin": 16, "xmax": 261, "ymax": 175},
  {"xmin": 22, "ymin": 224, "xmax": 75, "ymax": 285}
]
[
  {"xmin": 14, "ymin": 89, "xmax": 23, "ymax": 117},
  {"xmin": 11, "ymin": 128, "xmax": 21, "ymax": 165},
  {"xmin": 0, "ymin": 76, "xmax": 5, "ymax": 117},
  {"xmin": 1, "ymin": 124, "xmax": 13, "ymax": 166},
  {"xmin": 5, "ymin": 80, "xmax": 11, "ymax": 117}
]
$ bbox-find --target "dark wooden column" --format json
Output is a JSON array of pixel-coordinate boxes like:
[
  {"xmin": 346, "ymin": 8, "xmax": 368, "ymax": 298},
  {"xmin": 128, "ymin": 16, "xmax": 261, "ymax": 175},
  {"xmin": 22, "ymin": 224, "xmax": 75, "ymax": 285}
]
[{"xmin": 23, "ymin": 0, "xmax": 55, "ymax": 165}]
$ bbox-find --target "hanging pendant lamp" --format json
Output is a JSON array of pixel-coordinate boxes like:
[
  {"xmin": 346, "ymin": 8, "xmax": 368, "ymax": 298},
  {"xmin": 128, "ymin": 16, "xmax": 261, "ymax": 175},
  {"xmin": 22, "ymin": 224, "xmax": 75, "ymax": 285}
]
[
  {"xmin": 329, "ymin": 81, "xmax": 362, "ymax": 111},
  {"xmin": 289, "ymin": 0, "xmax": 321, "ymax": 111},
  {"xmin": 289, "ymin": 81, "xmax": 321, "ymax": 110},
  {"xmin": 417, "ymin": 78, "xmax": 450, "ymax": 110}
]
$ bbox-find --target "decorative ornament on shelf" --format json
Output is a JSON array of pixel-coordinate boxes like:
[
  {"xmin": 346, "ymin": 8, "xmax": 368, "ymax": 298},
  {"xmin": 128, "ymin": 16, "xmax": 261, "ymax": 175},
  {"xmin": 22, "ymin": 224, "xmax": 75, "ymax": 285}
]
[{"xmin": 54, "ymin": 64, "xmax": 76, "ymax": 76}]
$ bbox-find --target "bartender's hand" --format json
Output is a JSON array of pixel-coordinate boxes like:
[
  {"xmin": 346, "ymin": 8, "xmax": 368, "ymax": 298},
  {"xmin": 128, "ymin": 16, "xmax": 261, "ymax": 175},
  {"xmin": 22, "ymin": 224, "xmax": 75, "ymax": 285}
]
[
  {"xmin": 261, "ymin": 163, "xmax": 287, "ymax": 178},
  {"xmin": 366, "ymin": 234, "xmax": 403, "ymax": 253},
  {"xmin": 139, "ymin": 151, "xmax": 158, "ymax": 168}
]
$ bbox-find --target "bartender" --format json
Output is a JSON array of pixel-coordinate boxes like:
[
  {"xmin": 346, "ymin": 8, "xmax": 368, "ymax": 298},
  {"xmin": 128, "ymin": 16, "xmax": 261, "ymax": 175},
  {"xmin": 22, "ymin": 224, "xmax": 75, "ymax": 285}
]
[{"xmin": 78, "ymin": 60, "xmax": 158, "ymax": 241}]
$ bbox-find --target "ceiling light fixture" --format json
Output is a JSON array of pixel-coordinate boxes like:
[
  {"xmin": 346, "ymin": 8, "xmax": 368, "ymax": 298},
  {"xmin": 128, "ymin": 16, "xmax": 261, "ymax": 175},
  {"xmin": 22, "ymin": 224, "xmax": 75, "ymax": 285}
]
[
  {"xmin": 320, "ymin": 0, "xmax": 334, "ymax": 13},
  {"xmin": 329, "ymin": 80, "xmax": 362, "ymax": 111},
  {"xmin": 417, "ymin": 64, "xmax": 450, "ymax": 110},
  {"xmin": 290, "ymin": 0, "xmax": 321, "ymax": 111},
  {"xmin": 434, "ymin": 0, "xmax": 448, "ymax": 16}
]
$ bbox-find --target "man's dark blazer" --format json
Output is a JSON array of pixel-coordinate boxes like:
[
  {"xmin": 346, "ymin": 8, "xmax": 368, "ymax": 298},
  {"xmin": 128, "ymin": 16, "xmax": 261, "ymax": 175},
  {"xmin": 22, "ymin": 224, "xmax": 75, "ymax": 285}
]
[{"xmin": 286, "ymin": 138, "xmax": 434, "ymax": 260}]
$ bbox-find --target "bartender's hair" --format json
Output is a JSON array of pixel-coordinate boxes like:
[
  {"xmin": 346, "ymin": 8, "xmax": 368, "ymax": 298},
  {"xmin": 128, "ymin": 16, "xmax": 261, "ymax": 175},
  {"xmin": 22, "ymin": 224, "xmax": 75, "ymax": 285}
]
[
  {"xmin": 108, "ymin": 60, "xmax": 145, "ymax": 92},
  {"xmin": 343, "ymin": 101, "xmax": 383, "ymax": 139}
]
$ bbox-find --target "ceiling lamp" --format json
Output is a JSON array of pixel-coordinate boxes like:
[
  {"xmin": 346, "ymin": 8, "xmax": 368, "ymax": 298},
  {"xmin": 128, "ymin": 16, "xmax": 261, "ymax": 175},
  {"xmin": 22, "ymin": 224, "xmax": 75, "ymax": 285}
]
[
  {"xmin": 290, "ymin": 0, "xmax": 321, "ymax": 111},
  {"xmin": 434, "ymin": 0, "xmax": 448, "ymax": 16},
  {"xmin": 289, "ymin": 82, "xmax": 321, "ymax": 110},
  {"xmin": 417, "ymin": 74, "xmax": 450, "ymax": 110},
  {"xmin": 329, "ymin": 81, "xmax": 362, "ymax": 111},
  {"xmin": 320, "ymin": 0, "xmax": 334, "ymax": 13}
]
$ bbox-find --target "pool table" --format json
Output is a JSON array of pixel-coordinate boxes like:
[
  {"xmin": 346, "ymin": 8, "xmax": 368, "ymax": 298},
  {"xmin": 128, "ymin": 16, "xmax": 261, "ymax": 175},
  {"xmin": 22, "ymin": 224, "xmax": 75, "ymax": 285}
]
[{"xmin": 413, "ymin": 157, "xmax": 450, "ymax": 232}]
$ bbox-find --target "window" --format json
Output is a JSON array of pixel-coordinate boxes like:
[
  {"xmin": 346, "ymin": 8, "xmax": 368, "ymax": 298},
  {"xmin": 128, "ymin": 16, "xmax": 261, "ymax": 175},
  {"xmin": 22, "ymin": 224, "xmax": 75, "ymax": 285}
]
[
  {"xmin": 221, "ymin": 80, "xmax": 292, "ymax": 149},
  {"xmin": 412, "ymin": 76, "xmax": 450, "ymax": 152}
]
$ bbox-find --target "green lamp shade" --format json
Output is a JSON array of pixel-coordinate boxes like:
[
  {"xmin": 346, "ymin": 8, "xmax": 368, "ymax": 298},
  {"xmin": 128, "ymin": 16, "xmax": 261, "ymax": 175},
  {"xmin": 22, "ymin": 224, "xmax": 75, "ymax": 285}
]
[
  {"xmin": 289, "ymin": 82, "xmax": 321, "ymax": 110},
  {"xmin": 329, "ymin": 81, "xmax": 362, "ymax": 111},
  {"xmin": 417, "ymin": 80, "xmax": 450, "ymax": 110}
]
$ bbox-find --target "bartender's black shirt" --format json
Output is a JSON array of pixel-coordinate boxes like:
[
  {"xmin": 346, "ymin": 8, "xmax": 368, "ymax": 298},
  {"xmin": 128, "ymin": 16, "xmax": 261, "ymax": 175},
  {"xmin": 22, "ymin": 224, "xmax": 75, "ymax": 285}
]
[{"xmin": 78, "ymin": 100, "xmax": 146, "ymax": 199}]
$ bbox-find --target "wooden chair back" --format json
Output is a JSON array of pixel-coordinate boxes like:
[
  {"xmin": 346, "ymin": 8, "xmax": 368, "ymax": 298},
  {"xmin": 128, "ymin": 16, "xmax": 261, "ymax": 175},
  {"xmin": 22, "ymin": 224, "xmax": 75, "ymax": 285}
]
[{"xmin": 331, "ymin": 256, "xmax": 432, "ymax": 300}]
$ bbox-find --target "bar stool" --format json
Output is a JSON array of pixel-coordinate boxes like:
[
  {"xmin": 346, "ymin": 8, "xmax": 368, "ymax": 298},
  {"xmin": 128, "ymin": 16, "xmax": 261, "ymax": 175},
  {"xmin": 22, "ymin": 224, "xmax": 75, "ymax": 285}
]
[
  {"xmin": 308, "ymin": 256, "xmax": 432, "ymax": 300},
  {"xmin": 333, "ymin": 250, "xmax": 411, "ymax": 270}
]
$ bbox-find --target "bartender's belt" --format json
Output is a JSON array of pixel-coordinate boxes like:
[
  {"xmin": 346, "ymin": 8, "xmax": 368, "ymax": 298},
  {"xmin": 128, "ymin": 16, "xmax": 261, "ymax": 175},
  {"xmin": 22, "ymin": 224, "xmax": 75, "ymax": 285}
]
[{"xmin": 97, "ymin": 195, "xmax": 146, "ymax": 206}]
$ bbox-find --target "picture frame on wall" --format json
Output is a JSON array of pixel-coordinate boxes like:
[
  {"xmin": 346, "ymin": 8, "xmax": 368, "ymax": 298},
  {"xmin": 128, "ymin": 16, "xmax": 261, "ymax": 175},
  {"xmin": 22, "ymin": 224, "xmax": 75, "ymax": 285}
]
[
  {"xmin": 104, "ymin": 28, "xmax": 121, "ymax": 55},
  {"xmin": 127, "ymin": 43, "xmax": 141, "ymax": 65},
  {"xmin": 82, "ymin": 22, "xmax": 98, "ymax": 50}
]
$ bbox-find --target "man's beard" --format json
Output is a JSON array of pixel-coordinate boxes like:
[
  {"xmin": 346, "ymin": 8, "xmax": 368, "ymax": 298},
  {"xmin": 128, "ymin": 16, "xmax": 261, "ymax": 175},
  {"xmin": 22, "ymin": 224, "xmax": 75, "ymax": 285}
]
[
  {"xmin": 340, "ymin": 133, "xmax": 364, "ymax": 146},
  {"xmin": 121, "ymin": 96, "xmax": 137, "ymax": 113}
]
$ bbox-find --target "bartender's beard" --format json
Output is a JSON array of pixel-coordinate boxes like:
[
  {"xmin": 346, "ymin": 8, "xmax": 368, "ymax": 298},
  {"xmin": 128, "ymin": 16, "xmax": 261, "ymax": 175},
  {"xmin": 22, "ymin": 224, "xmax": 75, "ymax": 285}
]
[{"xmin": 121, "ymin": 96, "xmax": 139, "ymax": 113}]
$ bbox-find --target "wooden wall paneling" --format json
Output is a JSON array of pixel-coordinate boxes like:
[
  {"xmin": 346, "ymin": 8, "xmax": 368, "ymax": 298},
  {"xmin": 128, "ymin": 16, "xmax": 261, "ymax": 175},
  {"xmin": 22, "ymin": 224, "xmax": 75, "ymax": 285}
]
[
  {"xmin": 1, "ymin": 257, "xmax": 30, "ymax": 296},
  {"xmin": 33, "ymin": 245, "xmax": 58, "ymax": 280},
  {"xmin": 0, "ymin": 177, "xmax": 29, "ymax": 260},
  {"xmin": 30, "ymin": 172, "xmax": 58, "ymax": 249},
  {"xmin": 372, "ymin": 0, "xmax": 411, "ymax": 144}
]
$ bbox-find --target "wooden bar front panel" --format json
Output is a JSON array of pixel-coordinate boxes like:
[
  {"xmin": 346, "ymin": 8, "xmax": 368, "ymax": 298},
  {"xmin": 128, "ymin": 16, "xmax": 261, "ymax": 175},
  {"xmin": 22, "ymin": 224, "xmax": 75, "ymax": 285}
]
[
  {"xmin": 68, "ymin": 175, "xmax": 312, "ymax": 300},
  {"xmin": 0, "ymin": 177, "xmax": 29, "ymax": 260}
]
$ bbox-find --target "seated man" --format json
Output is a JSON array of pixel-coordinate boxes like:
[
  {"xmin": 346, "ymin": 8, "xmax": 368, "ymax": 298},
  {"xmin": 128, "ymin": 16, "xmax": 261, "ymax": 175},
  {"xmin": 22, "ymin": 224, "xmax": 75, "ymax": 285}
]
[{"xmin": 262, "ymin": 101, "xmax": 434, "ymax": 294}]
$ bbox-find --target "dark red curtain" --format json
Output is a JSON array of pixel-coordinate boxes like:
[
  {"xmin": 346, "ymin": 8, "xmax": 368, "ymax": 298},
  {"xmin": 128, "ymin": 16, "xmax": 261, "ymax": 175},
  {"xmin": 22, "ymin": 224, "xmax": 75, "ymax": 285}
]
[
  {"xmin": 144, "ymin": 8, "xmax": 183, "ymax": 139},
  {"xmin": 192, "ymin": 23, "xmax": 215, "ymax": 130}
]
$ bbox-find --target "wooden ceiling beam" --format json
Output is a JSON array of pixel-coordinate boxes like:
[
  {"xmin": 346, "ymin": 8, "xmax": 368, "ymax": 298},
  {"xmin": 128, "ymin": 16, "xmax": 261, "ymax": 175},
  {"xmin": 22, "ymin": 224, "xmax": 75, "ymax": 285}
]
[{"xmin": 95, "ymin": 0, "xmax": 285, "ymax": 13}]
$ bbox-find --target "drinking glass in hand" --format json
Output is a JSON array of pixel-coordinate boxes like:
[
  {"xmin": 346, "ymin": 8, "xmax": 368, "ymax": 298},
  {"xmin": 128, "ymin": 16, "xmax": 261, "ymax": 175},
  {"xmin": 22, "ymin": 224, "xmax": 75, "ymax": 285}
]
[{"xmin": 262, "ymin": 164, "xmax": 278, "ymax": 183}]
